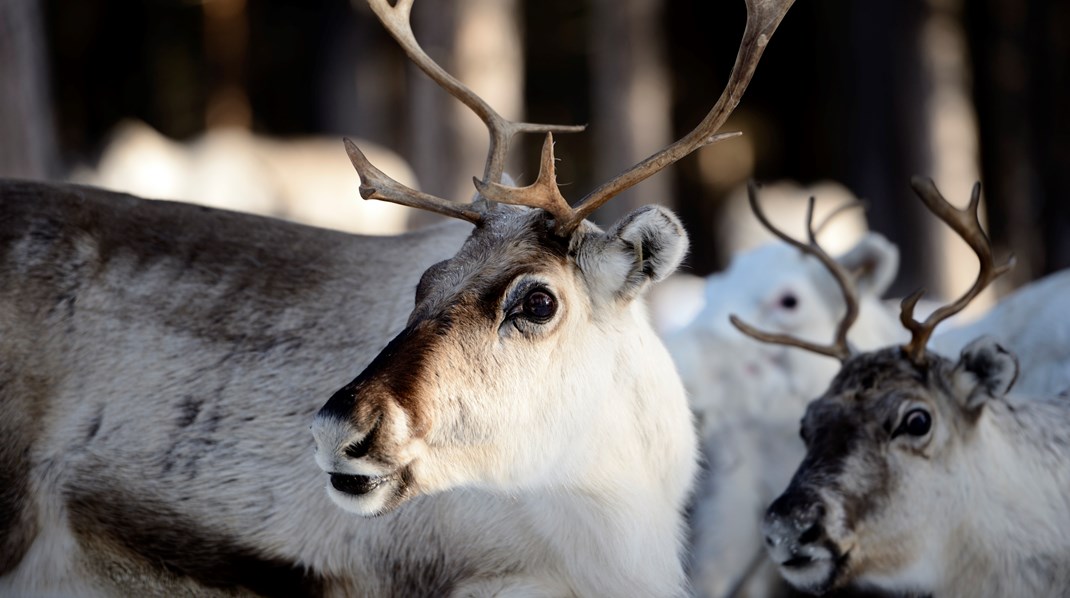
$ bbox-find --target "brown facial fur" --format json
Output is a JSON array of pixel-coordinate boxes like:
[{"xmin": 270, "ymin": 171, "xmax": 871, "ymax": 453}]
[{"xmin": 316, "ymin": 208, "xmax": 570, "ymax": 472}]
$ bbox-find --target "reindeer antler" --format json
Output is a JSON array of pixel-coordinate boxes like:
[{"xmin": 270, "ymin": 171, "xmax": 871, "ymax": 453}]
[
  {"xmin": 350, "ymin": 0, "xmax": 795, "ymax": 234},
  {"xmin": 729, "ymin": 181, "xmax": 861, "ymax": 362},
  {"xmin": 899, "ymin": 177, "xmax": 1015, "ymax": 364},
  {"xmin": 483, "ymin": 0, "xmax": 796, "ymax": 234},
  {"xmin": 347, "ymin": 0, "xmax": 584, "ymax": 224}
]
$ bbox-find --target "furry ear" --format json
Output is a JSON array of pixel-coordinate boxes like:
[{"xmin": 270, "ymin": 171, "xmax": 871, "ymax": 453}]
[
  {"xmin": 573, "ymin": 205, "xmax": 689, "ymax": 303},
  {"xmin": 951, "ymin": 336, "xmax": 1019, "ymax": 412},
  {"xmin": 835, "ymin": 232, "xmax": 899, "ymax": 297}
]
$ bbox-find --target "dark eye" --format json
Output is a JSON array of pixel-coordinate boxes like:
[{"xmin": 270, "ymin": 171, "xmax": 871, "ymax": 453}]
[
  {"xmin": 522, "ymin": 290, "xmax": 556, "ymax": 321},
  {"xmin": 779, "ymin": 292, "xmax": 798, "ymax": 310},
  {"xmin": 893, "ymin": 408, "xmax": 932, "ymax": 438}
]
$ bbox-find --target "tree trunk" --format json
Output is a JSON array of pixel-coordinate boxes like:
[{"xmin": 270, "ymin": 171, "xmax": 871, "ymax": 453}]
[
  {"xmin": 588, "ymin": 0, "xmax": 671, "ymax": 226},
  {"xmin": 0, "ymin": 0, "xmax": 58, "ymax": 179}
]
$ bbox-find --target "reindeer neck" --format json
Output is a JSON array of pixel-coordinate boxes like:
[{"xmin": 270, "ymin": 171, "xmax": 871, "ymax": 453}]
[{"xmin": 532, "ymin": 304, "xmax": 696, "ymax": 596}]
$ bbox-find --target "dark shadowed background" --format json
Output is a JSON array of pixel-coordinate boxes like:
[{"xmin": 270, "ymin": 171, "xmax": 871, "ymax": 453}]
[{"xmin": 2, "ymin": 0, "xmax": 1067, "ymax": 302}]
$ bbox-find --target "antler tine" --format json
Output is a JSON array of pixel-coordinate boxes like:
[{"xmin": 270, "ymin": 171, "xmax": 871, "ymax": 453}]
[
  {"xmin": 557, "ymin": 0, "xmax": 796, "ymax": 233},
  {"xmin": 900, "ymin": 177, "xmax": 1015, "ymax": 364},
  {"xmin": 367, "ymin": 0, "xmax": 583, "ymax": 190},
  {"xmin": 472, "ymin": 133, "xmax": 575, "ymax": 230},
  {"xmin": 729, "ymin": 181, "xmax": 859, "ymax": 362},
  {"xmin": 344, "ymin": 138, "xmax": 483, "ymax": 223}
]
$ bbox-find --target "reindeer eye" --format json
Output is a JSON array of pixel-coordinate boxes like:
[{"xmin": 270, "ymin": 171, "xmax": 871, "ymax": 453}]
[
  {"xmin": 893, "ymin": 408, "xmax": 932, "ymax": 438},
  {"xmin": 522, "ymin": 290, "xmax": 557, "ymax": 321},
  {"xmin": 779, "ymin": 292, "xmax": 798, "ymax": 310}
]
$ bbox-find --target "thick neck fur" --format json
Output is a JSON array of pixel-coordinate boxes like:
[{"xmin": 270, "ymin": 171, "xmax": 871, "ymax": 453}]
[
  {"xmin": 542, "ymin": 301, "xmax": 697, "ymax": 596},
  {"xmin": 932, "ymin": 396, "xmax": 1070, "ymax": 598}
]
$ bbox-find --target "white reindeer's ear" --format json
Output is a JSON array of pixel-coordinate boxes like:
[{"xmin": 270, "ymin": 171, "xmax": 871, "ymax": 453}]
[
  {"xmin": 574, "ymin": 205, "xmax": 689, "ymax": 303},
  {"xmin": 951, "ymin": 336, "xmax": 1019, "ymax": 411},
  {"xmin": 834, "ymin": 232, "xmax": 899, "ymax": 296}
]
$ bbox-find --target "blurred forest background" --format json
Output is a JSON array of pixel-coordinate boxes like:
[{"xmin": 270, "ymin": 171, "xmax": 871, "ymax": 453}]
[{"xmin": 1, "ymin": 0, "xmax": 1067, "ymax": 304}]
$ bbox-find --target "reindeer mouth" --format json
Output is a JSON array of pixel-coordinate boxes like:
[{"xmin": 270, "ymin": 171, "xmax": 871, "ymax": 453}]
[
  {"xmin": 330, "ymin": 472, "xmax": 399, "ymax": 496},
  {"xmin": 782, "ymin": 555, "xmax": 816, "ymax": 569},
  {"xmin": 777, "ymin": 545, "xmax": 850, "ymax": 594}
]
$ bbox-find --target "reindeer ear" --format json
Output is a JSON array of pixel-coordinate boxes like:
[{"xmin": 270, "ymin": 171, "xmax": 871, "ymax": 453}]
[
  {"xmin": 951, "ymin": 336, "xmax": 1019, "ymax": 411},
  {"xmin": 835, "ymin": 232, "xmax": 899, "ymax": 296},
  {"xmin": 573, "ymin": 205, "xmax": 689, "ymax": 303}
]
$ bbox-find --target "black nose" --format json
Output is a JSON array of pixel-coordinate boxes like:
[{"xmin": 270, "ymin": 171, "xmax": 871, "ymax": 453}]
[
  {"xmin": 767, "ymin": 486, "xmax": 822, "ymax": 520},
  {"xmin": 764, "ymin": 489, "xmax": 828, "ymax": 546},
  {"xmin": 317, "ymin": 380, "xmax": 360, "ymax": 421}
]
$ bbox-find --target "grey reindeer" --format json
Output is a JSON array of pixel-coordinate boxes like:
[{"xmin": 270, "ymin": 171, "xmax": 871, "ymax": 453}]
[
  {"xmin": 736, "ymin": 178, "xmax": 1070, "ymax": 597},
  {"xmin": 0, "ymin": 0, "xmax": 796, "ymax": 596}
]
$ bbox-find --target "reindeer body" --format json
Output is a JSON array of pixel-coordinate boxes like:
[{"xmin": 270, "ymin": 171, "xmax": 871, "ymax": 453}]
[{"xmin": 0, "ymin": 180, "xmax": 699, "ymax": 597}]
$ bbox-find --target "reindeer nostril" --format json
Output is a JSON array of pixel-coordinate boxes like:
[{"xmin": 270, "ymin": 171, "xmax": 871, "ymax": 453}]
[
  {"xmin": 798, "ymin": 522, "xmax": 823, "ymax": 545},
  {"xmin": 344, "ymin": 435, "xmax": 372, "ymax": 459},
  {"xmin": 343, "ymin": 419, "xmax": 380, "ymax": 460}
]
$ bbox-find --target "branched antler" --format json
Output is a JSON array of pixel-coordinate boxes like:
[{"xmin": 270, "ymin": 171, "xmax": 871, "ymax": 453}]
[
  {"xmin": 347, "ymin": 0, "xmax": 584, "ymax": 223},
  {"xmin": 349, "ymin": 0, "xmax": 794, "ymax": 234},
  {"xmin": 729, "ymin": 181, "xmax": 860, "ymax": 362},
  {"xmin": 899, "ymin": 177, "xmax": 1015, "ymax": 364},
  {"xmin": 473, "ymin": 133, "xmax": 574, "ymax": 227},
  {"xmin": 345, "ymin": 139, "xmax": 483, "ymax": 224},
  {"xmin": 483, "ymin": 0, "xmax": 796, "ymax": 234},
  {"xmin": 561, "ymin": 0, "xmax": 796, "ymax": 232}
]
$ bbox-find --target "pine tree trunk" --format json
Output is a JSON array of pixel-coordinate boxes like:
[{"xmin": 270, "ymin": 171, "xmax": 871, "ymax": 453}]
[{"xmin": 0, "ymin": 0, "xmax": 58, "ymax": 179}]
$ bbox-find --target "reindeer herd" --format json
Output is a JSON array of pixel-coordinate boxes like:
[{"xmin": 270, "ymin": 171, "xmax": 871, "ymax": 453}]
[{"xmin": 1, "ymin": 0, "xmax": 1068, "ymax": 596}]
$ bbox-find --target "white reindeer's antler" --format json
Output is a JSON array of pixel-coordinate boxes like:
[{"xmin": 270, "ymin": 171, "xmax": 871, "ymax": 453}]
[{"xmin": 730, "ymin": 181, "xmax": 861, "ymax": 362}]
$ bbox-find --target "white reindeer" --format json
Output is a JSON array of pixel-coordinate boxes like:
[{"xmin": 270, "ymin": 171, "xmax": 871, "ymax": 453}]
[
  {"xmin": 0, "ymin": 0, "xmax": 796, "ymax": 596},
  {"xmin": 750, "ymin": 178, "xmax": 1070, "ymax": 597},
  {"xmin": 678, "ymin": 182, "xmax": 1070, "ymax": 597},
  {"xmin": 674, "ymin": 227, "xmax": 906, "ymax": 598}
]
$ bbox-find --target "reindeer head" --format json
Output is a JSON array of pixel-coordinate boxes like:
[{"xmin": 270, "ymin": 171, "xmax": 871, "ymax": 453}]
[
  {"xmin": 688, "ymin": 225, "xmax": 900, "ymax": 404},
  {"xmin": 311, "ymin": 0, "xmax": 795, "ymax": 516},
  {"xmin": 763, "ymin": 337, "xmax": 1018, "ymax": 594},
  {"xmin": 735, "ymin": 178, "xmax": 1015, "ymax": 593}
]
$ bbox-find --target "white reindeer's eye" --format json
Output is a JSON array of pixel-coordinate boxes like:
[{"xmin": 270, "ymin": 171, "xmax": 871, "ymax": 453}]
[
  {"xmin": 778, "ymin": 292, "xmax": 798, "ymax": 310},
  {"xmin": 522, "ymin": 289, "xmax": 557, "ymax": 321},
  {"xmin": 893, "ymin": 408, "xmax": 932, "ymax": 438}
]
